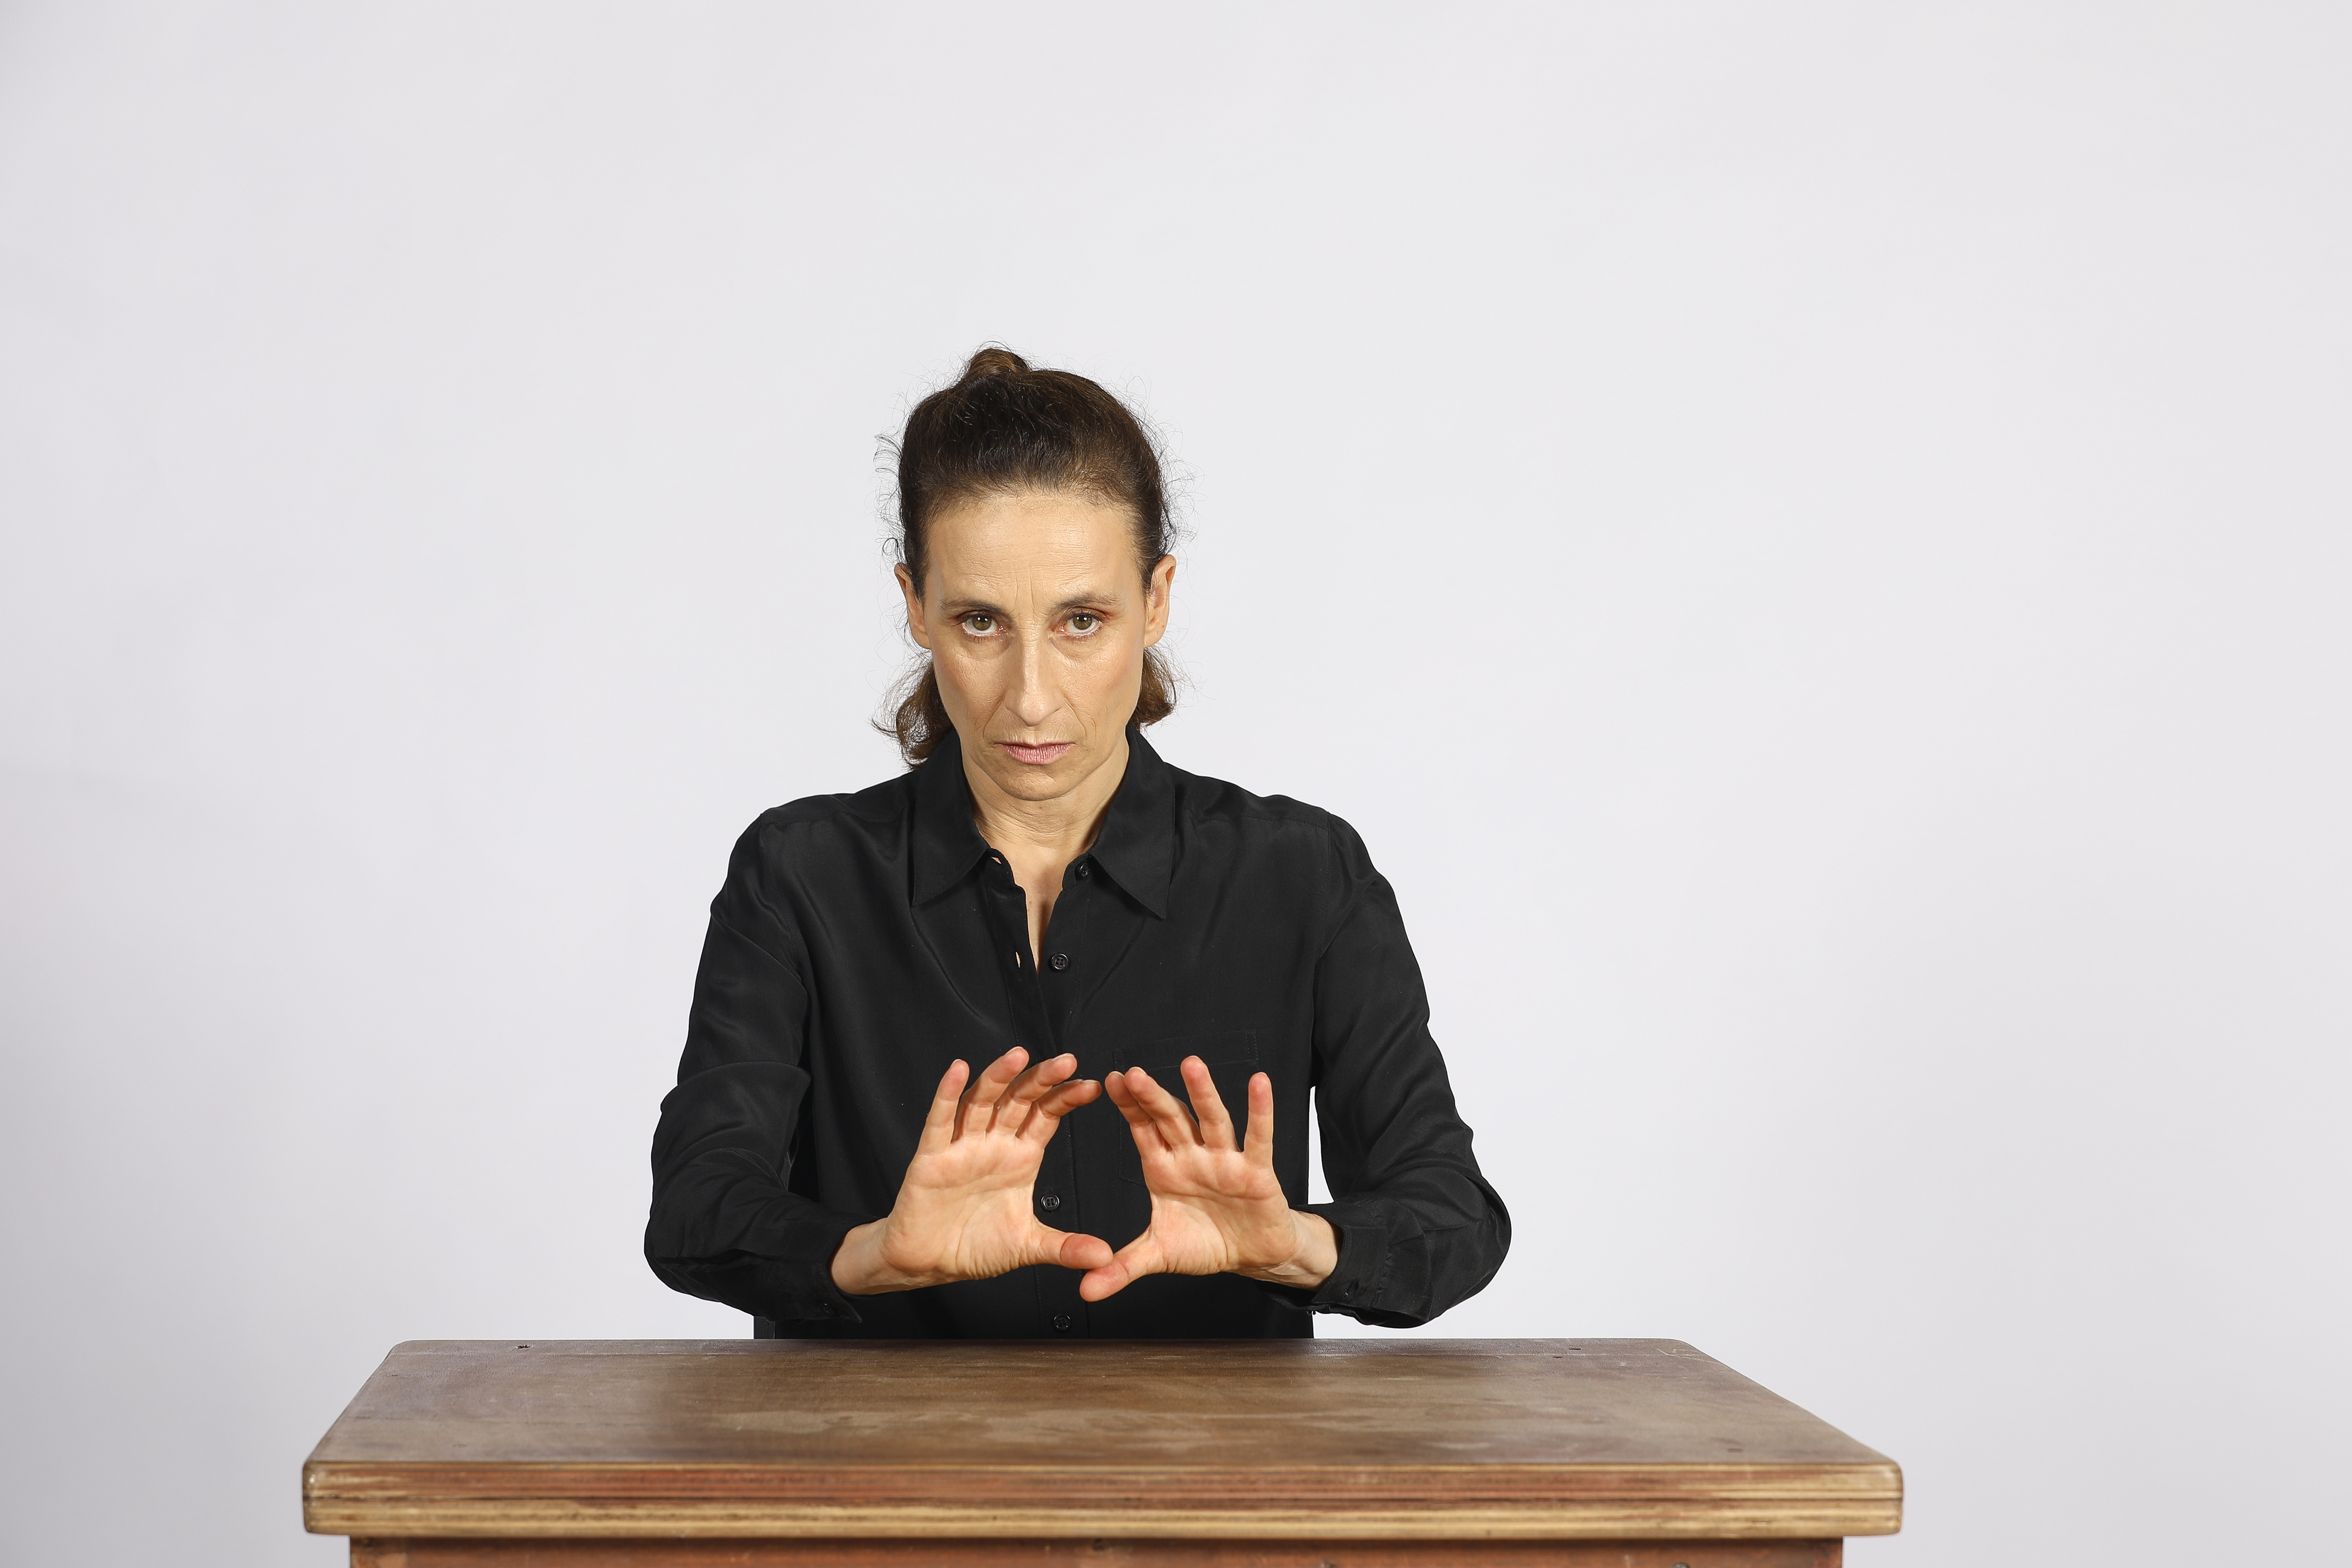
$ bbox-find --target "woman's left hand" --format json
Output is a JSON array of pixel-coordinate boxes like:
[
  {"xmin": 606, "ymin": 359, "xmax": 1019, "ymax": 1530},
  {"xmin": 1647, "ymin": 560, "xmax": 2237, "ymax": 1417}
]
[{"xmin": 1080, "ymin": 1058, "xmax": 1338, "ymax": 1302}]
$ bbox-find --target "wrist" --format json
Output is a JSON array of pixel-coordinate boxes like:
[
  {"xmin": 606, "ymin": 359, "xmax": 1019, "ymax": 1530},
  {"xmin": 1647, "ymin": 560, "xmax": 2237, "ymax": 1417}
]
[
  {"xmin": 1237, "ymin": 1211, "xmax": 1338, "ymax": 1290},
  {"xmin": 830, "ymin": 1218, "xmax": 915, "ymax": 1296}
]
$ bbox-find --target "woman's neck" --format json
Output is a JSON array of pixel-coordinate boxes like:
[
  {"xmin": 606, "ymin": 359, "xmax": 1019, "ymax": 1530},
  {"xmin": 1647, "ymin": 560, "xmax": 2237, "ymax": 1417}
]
[{"xmin": 965, "ymin": 731, "xmax": 1130, "ymax": 957}]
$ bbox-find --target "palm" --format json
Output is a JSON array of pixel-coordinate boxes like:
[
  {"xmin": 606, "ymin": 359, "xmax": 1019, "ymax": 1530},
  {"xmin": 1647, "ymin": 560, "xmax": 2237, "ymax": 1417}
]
[
  {"xmin": 1128, "ymin": 1141, "xmax": 1296, "ymax": 1276},
  {"xmin": 1082, "ymin": 1059, "xmax": 1304, "ymax": 1302},
  {"xmin": 888, "ymin": 1114, "xmax": 1066, "ymax": 1281},
  {"xmin": 860, "ymin": 1048, "xmax": 1110, "ymax": 1292}
]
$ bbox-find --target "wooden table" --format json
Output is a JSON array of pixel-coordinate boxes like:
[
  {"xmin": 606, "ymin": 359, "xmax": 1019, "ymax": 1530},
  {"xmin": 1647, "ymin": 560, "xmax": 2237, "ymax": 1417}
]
[{"xmin": 303, "ymin": 1339, "xmax": 1900, "ymax": 1567}]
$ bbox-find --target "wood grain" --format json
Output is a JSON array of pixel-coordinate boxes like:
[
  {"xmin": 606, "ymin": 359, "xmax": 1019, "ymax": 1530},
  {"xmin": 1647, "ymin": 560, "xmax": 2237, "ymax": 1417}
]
[
  {"xmin": 304, "ymin": 1340, "xmax": 1899, "ymax": 1542},
  {"xmin": 349, "ymin": 1539, "xmax": 1843, "ymax": 1568}
]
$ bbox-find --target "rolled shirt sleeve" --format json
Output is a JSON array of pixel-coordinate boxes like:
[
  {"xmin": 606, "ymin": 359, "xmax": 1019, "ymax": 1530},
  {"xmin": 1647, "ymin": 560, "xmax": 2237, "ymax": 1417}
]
[
  {"xmin": 643, "ymin": 827, "xmax": 875, "ymax": 1325},
  {"xmin": 1300, "ymin": 825, "xmax": 1511, "ymax": 1328}
]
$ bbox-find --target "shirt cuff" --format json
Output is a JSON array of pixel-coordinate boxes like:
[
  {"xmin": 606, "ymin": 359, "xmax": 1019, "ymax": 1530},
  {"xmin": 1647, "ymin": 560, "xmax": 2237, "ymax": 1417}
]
[
  {"xmin": 1303, "ymin": 1202, "xmax": 1389, "ymax": 1316},
  {"xmin": 651, "ymin": 1206, "xmax": 874, "ymax": 1325},
  {"xmin": 760, "ymin": 1207, "xmax": 873, "ymax": 1323}
]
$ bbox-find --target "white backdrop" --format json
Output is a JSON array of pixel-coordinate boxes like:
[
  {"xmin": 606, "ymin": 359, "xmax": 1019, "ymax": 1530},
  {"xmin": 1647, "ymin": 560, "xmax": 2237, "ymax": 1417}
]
[{"xmin": 2, "ymin": 4, "xmax": 2347, "ymax": 1564}]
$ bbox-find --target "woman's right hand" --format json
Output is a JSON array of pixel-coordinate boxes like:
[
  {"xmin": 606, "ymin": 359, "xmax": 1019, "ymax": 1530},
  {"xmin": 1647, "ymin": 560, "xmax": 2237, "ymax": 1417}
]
[{"xmin": 828, "ymin": 1048, "xmax": 1110, "ymax": 1295}]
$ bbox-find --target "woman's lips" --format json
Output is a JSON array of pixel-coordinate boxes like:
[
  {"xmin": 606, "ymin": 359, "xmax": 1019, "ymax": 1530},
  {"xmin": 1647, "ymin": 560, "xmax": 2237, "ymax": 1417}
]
[{"xmin": 998, "ymin": 741, "xmax": 1075, "ymax": 765}]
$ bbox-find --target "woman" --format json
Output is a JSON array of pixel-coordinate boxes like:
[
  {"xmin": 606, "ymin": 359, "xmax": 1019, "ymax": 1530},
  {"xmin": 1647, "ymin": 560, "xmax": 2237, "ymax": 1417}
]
[{"xmin": 645, "ymin": 349, "xmax": 1508, "ymax": 1337}]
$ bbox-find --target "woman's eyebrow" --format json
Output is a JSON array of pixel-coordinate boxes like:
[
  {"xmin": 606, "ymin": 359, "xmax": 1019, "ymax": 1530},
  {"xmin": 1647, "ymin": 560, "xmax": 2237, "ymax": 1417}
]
[
  {"xmin": 939, "ymin": 591, "xmax": 1117, "ymax": 618},
  {"xmin": 938, "ymin": 594, "xmax": 1010, "ymax": 616}
]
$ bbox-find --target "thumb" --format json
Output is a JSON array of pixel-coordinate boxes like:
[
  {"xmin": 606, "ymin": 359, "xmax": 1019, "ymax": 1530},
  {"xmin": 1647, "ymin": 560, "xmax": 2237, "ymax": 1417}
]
[
  {"xmin": 1077, "ymin": 1234, "xmax": 1161, "ymax": 1303},
  {"xmin": 1045, "ymin": 1227, "xmax": 1113, "ymax": 1272}
]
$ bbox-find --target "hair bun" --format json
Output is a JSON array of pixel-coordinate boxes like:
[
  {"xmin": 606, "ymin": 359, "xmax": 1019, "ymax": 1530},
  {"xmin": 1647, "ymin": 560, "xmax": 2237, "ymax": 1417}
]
[{"xmin": 962, "ymin": 346, "xmax": 1030, "ymax": 380}]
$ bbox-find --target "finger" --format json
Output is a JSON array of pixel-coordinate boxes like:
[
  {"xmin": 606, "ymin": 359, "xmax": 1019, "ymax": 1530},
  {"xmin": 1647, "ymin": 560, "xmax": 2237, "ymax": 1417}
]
[
  {"xmin": 1078, "ymin": 1234, "xmax": 1164, "ymax": 1302},
  {"xmin": 1182, "ymin": 1055, "xmax": 1238, "ymax": 1151},
  {"xmin": 956, "ymin": 1047, "xmax": 1028, "ymax": 1136},
  {"xmin": 917, "ymin": 1060, "xmax": 970, "ymax": 1154},
  {"xmin": 1045, "ymin": 1227, "xmax": 1114, "ymax": 1272},
  {"xmin": 1102, "ymin": 1072, "xmax": 1168, "ymax": 1162},
  {"xmin": 1103, "ymin": 1069, "xmax": 1154, "ymax": 1128},
  {"xmin": 1243, "ymin": 1071, "xmax": 1275, "ymax": 1164},
  {"xmin": 1101, "ymin": 1072, "xmax": 1176, "ymax": 1161},
  {"xmin": 1124, "ymin": 1065, "xmax": 1201, "ymax": 1149},
  {"xmin": 1018, "ymin": 1076, "xmax": 1101, "ymax": 1142},
  {"xmin": 995, "ymin": 1053, "xmax": 1077, "ymax": 1131}
]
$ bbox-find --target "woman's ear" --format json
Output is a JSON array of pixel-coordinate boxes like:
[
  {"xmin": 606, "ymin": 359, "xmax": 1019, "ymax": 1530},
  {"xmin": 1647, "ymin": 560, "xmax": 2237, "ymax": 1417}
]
[
  {"xmin": 895, "ymin": 563, "xmax": 933, "ymax": 650},
  {"xmin": 1142, "ymin": 554, "xmax": 1177, "ymax": 648}
]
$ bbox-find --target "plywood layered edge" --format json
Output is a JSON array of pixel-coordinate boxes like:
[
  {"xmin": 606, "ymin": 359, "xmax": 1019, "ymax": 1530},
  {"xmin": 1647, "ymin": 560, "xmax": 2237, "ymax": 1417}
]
[{"xmin": 303, "ymin": 1459, "xmax": 1905, "ymax": 1539}]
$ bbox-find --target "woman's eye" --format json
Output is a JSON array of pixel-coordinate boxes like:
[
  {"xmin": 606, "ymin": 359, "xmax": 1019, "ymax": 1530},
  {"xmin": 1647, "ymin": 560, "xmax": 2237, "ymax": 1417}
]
[
  {"xmin": 961, "ymin": 614, "xmax": 996, "ymax": 634},
  {"xmin": 1066, "ymin": 613, "xmax": 1101, "ymax": 635}
]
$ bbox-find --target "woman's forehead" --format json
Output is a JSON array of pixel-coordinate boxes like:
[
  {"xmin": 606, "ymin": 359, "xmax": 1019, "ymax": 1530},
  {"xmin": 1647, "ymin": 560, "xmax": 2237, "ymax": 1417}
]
[{"xmin": 926, "ymin": 492, "xmax": 1138, "ymax": 590}]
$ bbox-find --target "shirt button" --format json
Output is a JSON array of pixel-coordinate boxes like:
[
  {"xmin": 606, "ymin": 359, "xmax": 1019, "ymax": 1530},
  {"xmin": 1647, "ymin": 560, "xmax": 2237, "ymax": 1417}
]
[
  {"xmin": 1053, "ymin": 1314, "xmax": 1073, "ymax": 1332},
  {"xmin": 1038, "ymin": 1192, "xmax": 1061, "ymax": 1212},
  {"xmin": 1050, "ymin": 952, "xmax": 1070, "ymax": 971},
  {"xmin": 1076, "ymin": 863, "xmax": 1091, "ymax": 880},
  {"xmin": 820, "ymin": 1302, "xmax": 837, "ymax": 1317}
]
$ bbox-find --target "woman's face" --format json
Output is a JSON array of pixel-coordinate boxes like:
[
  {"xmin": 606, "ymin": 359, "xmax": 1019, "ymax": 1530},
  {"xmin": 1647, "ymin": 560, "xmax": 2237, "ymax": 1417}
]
[{"xmin": 898, "ymin": 489, "xmax": 1175, "ymax": 806}]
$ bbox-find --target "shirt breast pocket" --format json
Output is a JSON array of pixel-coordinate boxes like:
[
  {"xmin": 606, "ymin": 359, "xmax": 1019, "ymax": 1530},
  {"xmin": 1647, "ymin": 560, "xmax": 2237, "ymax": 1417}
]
[{"xmin": 1113, "ymin": 1032, "xmax": 1261, "ymax": 1182}]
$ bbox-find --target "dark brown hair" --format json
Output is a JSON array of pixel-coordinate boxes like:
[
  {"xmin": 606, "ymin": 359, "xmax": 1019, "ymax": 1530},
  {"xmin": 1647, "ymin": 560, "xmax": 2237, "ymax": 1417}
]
[{"xmin": 881, "ymin": 346, "xmax": 1178, "ymax": 765}]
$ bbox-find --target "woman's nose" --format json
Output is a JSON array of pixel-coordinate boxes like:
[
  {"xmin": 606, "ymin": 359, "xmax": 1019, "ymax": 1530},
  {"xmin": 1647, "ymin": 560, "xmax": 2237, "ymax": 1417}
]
[{"xmin": 1007, "ymin": 638, "xmax": 1056, "ymax": 726}]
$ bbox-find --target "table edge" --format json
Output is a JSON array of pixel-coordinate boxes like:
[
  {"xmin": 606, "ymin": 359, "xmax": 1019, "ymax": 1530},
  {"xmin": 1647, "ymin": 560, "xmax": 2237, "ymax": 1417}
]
[{"xmin": 303, "ymin": 1457, "xmax": 1905, "ymax": 1540}]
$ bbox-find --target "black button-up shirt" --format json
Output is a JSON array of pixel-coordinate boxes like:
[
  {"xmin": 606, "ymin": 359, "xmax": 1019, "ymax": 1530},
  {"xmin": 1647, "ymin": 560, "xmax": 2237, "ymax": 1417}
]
[{"xmin": 644, "ymin": 729, "xmax": 1509, "ymax": 1337}]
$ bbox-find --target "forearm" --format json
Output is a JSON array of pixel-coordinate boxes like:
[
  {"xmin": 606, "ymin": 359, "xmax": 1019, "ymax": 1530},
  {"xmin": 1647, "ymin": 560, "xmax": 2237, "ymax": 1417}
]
[
  {"xmin": 1305, "ymin": 1169, "xmax": 1509, "ymax": 1326},
  {"xmin": 644, "ymin": 1206, "xmax": 871, "ymax": 1324},
  {"xmin": 645, "ymin": 1149, "xmax": 874, "ymax": 1322}
]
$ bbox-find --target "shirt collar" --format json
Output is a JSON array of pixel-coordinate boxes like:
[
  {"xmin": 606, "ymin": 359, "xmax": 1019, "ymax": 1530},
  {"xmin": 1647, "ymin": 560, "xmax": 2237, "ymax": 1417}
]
[
  {"xmin": 910, "ymin": 730, "xmax": 993, "ymax": 905},
  {"xmin": 1087, "ymin": 729, "xmax": 1173, "ymax": 919},
  {"xmin": 908, "ymin": 727, "xmax": 1174, "ymax": 919}
]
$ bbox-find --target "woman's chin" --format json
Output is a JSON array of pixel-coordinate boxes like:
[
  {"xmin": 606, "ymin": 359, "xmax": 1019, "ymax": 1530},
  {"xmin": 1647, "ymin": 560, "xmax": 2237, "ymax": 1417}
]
[{"xmin": 976, "ymin": 739, "xmax": 1104, "ymax": 801}]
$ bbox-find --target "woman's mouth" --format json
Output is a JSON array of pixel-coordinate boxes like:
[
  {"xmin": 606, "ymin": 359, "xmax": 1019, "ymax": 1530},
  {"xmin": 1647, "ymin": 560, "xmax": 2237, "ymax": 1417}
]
[{"xmin": 998, "ymin": 741, "xmax": 1075, "ymax": 766}]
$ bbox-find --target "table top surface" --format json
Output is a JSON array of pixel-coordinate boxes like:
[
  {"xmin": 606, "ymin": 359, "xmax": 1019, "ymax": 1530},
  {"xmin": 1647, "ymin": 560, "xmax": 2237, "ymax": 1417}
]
[{"xmin": 302, "ymin": 1338, "xmax": 1901, "ymax": 1542}]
